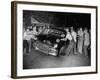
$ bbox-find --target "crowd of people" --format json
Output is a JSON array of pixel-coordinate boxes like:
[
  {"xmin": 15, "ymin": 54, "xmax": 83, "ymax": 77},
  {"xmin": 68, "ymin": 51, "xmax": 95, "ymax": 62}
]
[
  {"xmin": 56, "ymin": 27, "xmax": 90, "ymax": 57},
  {"xmin": 23, "ymin": 24, "xmax": 91, "ymax": 57},
  {"xmin": 23, "ymin": 24, "xmax": 49, "ymax": 54}
]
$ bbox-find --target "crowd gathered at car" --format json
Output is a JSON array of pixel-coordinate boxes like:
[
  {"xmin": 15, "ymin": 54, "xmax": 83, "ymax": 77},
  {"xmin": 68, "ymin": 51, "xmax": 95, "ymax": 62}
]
[{"xmin": 23, "ymin": 24, "xmax": 90, "ymax": 57}]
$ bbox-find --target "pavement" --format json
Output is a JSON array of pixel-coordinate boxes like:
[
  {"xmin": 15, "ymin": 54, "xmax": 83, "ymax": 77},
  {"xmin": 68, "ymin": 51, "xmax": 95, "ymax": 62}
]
[{"xmin": 23, "ymin": 48, "xmax": 90, "ymax": 69}]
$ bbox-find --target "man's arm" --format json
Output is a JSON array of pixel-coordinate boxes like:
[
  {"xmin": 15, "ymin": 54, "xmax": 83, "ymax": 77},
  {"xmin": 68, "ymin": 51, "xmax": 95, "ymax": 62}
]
[{"xmin": 60, "ymin": 35, "xmax": 68, "ymax": 41}]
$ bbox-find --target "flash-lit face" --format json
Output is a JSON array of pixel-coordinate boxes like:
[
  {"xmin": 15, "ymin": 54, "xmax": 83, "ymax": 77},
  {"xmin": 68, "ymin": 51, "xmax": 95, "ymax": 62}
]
[
  {"xmin": 84, "ymin": 29, "xmax": 88, "ymax": 33},
  {"xmin": 65, "ymin": 28, "xmax": 69, "ymax": 32},
  {"xmin": 71, "ymin": 27, "xmax": 73, "ymax": 30},
  {"xmin": 26, "ymin": 29, "xmax": 29, "ymax": 32},
  {"xmin": 80, "ymin": 28, "xmax": 82, "ymax": 31}
]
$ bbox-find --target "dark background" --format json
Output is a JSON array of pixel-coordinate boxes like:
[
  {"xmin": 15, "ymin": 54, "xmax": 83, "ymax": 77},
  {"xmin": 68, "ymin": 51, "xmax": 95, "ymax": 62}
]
[{"xmin": 23, "ymin": 10, "xmax": 91, "ymax": 30}]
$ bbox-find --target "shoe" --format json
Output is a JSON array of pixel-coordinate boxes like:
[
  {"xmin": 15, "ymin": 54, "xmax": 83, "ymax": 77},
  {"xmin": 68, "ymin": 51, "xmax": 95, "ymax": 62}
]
[
  {"xmin": 56, "ymin": 55, "xmax": 60, "ymax": 57},
  {"xmin": 61, "ymin": 53, "xmax": 66, "ymax": 56}
]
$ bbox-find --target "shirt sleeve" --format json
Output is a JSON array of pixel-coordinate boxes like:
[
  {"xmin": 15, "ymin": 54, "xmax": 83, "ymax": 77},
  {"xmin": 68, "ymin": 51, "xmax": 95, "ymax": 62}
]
[{"xmin": 64, "ymin": 34, "xmax": 68, "ymax": 40}]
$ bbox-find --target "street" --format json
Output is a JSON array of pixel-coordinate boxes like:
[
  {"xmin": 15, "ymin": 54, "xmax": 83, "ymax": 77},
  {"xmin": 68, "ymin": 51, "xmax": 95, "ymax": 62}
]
[{"xmin": 23, "ymin": 48, "xmax": 90, "ymax": 69}]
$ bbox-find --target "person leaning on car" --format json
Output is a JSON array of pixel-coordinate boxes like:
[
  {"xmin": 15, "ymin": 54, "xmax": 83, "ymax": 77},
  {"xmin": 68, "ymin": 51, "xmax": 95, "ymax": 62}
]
[
  {"xmin": 31, "ymin": 25, "xmax": 40, "ymax": 49},
  {"xmin": 60, "ymin": 28, "xmax": 73, "ymax": 56}
]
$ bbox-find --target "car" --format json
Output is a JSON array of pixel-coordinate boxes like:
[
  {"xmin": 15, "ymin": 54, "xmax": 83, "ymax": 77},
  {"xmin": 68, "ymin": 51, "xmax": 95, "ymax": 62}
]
[{"xmin": 33, "ymin": 26, "xmax": 66, "ymax": 56}]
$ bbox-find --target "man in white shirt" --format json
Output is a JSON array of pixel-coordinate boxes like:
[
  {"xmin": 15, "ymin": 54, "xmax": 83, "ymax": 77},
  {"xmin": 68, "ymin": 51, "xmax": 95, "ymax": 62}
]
[
  {"xmin": 32, "ymin": 26, "xmax": 38, "ymax": 40},
  {"xmin": 61, "ymin": 28, "xmax": 72, "ymax": 41},
  {"xmin": 77, "ymin": 27, "xmax": 84, "ymax": 54},
  {"xmin": 31, "ymin": 25, "xmax": 40, "ymax": 50},
  {"xmin": 83, "ymin": 28, "xmax": 90, "ymax": 56},
  {"xmin": 23, "ymin": 28, "xmax": 31, "ymax": 54},
  {"xmin": 60, "ymin": 28, "xmax": 73, "ymax": 56},
  {"xmin": 70, "ymin": 27, "xmax": 77, "ymax": 54}
]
